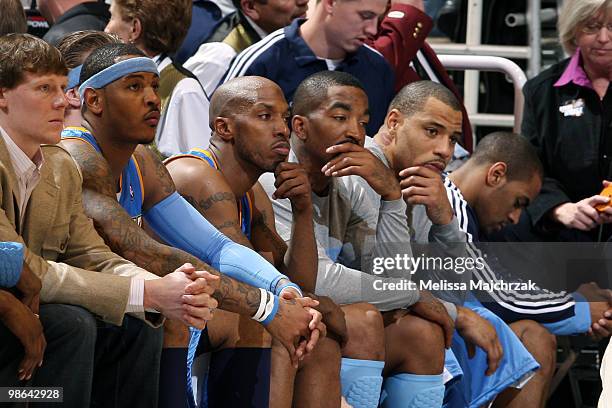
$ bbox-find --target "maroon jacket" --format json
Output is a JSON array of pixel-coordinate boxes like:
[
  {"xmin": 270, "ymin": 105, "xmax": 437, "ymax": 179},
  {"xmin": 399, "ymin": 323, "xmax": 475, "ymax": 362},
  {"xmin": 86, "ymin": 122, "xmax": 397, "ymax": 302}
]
[{"xmin": 368, "ymin": 4, "xmax": 473, "ymax": 152}]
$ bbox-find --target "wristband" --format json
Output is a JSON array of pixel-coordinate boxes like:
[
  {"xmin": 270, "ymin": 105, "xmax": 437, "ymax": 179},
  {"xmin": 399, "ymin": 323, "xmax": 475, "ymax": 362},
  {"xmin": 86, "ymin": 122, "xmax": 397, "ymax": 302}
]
[
  {"xmin": 252, "ymin": 288, "xmax": 279, "ymax": 326},
  {"xmin": 275, "ymin": 281, "xmax": 303, "ymax": 297},
  {"xmin": 0, "ymin": 242, "xmax": 24, "ymax": 288}
]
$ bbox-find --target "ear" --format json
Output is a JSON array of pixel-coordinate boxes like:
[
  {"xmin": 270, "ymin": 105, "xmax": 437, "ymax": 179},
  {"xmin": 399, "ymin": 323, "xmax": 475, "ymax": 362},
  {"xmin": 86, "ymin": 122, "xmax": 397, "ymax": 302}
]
[
  {"xmin": 131, "ymin": 18, "xmax": 143, "ymax": 43},
  {"xmin": 83, "ymin": 88, "xmax": 103, "ymax": 115},
  {"xmin": 323, "ymin": 0, "xmax": 336, "ymax": 15},
  {"xmin": 213, "ymin": 117, "xmax": 235, "ymax": 141},
  {"xmin": 65, "ymin": 88, "xmax": 81, "ymax": 109},
  {"xmin": 0, "ymin": 88, "xmax": 8, "ymax": 109},
  {"xmin": 291, "ymin": 115, "xmax": 308, "ymax": 141},
  {"xmin": 383, "ymin": 109, "xmax": 402, "ymax": 145},
  {"xmin": 485, "ymin": 162, "xmax": 508, "ymax": 188},
  {"xmin": 240, "ymin": 0, "xmax": 260, "ymax": 21}
]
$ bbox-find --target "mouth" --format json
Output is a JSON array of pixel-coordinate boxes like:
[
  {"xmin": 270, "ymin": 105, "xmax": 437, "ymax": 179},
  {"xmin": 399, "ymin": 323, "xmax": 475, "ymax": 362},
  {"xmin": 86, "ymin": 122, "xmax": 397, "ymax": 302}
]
[
  {"xmin": 144, "ymin": 110, "xmax": 160, "ymax": 126},
  {"xmin": 272, "ymin": 141, "xmax": 290, "ymax": 156},
  {"xmin": 422, "ymin": 161, "xmax": 445, "ymax": 173}
]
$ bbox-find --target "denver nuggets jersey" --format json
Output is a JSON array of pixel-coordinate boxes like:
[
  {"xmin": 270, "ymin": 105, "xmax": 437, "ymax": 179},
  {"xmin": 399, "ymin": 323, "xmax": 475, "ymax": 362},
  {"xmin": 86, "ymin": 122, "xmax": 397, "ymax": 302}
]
[
  {"xmin": 166, "ymin": 148, "xmax": 254, "ymax": 239},
  {"xmin": 62, "ymin": 127, "xmax": 145, "ymax": 226}
]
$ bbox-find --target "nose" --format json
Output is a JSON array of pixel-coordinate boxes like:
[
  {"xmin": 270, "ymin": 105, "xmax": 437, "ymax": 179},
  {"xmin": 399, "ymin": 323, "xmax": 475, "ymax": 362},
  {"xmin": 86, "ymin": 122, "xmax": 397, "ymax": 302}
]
[
  {"xmin": 275, "ymin": 116, "xmax": 290, "ymax": 140},
  {"xmin": 144, "ymin": 85, "xmax": 160, "ymax": 108},
  {"xmin": 508, "ymin": 208, "xmax": 521, "ymax": 225},
  {"xmin": 364, "ymin": 19, "xmax": 378, "ymax": 37},
  {"xmin": 597, "ymin": 26, "xmax": 611, "ymax": 42},
  {"xmin": 433, "ymin": 137, "xmax": 453, "ymax": 163},
  {"xmin": 53, "ymin": 89, "xmax": 68, "ymax": 109}
]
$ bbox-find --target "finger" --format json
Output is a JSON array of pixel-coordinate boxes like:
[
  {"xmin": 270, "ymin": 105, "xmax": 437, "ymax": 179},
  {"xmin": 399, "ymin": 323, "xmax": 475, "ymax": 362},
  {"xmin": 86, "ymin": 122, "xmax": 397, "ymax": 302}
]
[
  {"xmin": 306, "ymin": 328, "xmax": 320, "ymax": 353},
  {"xmin": 185, "ymin": 278, "xmax": 215, "ymax": 295},
  {"xmin": 571, "ymin": 217, "xmax": 592, "ymax": 231},
  {"xmin": 591, "ymin": 322, "xmax": 610, "ymax": 338},
  {"xmin": 444, "ymin": 321, "xmax": 453, "ymax": 349},
  {"xmin": 401, "ymin": 186, "xmax": 435, "ymax": 198},
  {"xmin": 275, "ymin": 162, "xmax": 300, "ymax": 175},
  {"xmin": 182, "ymin": 293, "xmax": 217, "ymax": 308},
  {"xmin": 308, "ymin": 309, "xmax": 323, "ymax": 330},
  {"xmin": 325, "ymin": 142, "xmax": 364, "ymax": 155},
  {"xmin": 399, "ymin": 175, "xmax": 436, "ymax": 189},
  {"xmin": 486, "ymin": 346, "xmax": 500, "ymax": 376},
  {"xmin": 274, "ymin": 168, "xmax": 302, "ymax": 188},
  {"xmin": 329, "ymin": 165, "xmax": 366, "ymax": 178},
  {"xmin": 296, "ymin": 338, "xmax": 308, "ymax": 360},
  {"xmin": 191, "ymin": 271, "xmax": 220, "ymax": 282},
  {"xmin": 297, "ymin": 297, "xmax": 319, "ymax": 308},
  {"xmin": 283, "ymin": 339, "xmax": 298, "ymax": 368},
  {"xmin": 467, "ymin": 342, "xmax": 476, "ymax": 359},
  {"xmin": 586, "ymin": 195, "xmax": 611, "ymax": 208},
  {"xmin": 274, "ymin": 177, "xmax": 308, "ymax": 199},
  {"xmin": 182, "ymin": 304, "xmax": 214, "ymax": 321},
  {"xmin": 399, "ymin": 166, "xmax": 440, "ymax": 179},
  {"xmin": 182, "ymin": 313, "xmax": 208, "ymax": 330},
  {"xmin": 178, "ymin": 263, "xmax": 195, "ymax": 273},
  {"xmin": 279, "ymin": 185, "xmax": 311, "ymax": 200},
  {"xmin": 580, "ymin": 203, "xmax": 603, "ymax": 223}
]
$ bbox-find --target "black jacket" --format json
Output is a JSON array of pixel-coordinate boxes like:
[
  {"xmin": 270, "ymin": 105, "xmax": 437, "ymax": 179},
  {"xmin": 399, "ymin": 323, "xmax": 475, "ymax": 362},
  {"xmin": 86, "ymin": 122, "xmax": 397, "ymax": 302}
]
[
  {"xmin": 43, "ymin": 2, "xmax": 110, "ymax": 46},
  {"xmin": 522, "ymin": 58, "xmax": 612, "ymax": 227}
]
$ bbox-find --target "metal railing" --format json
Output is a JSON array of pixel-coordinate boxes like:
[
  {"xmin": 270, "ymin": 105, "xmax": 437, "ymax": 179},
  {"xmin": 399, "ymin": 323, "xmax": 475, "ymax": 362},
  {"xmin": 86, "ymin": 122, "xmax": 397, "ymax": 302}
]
[{"xmin": 437, "ymin": 54, "xmax": 527, "ymax": 133}]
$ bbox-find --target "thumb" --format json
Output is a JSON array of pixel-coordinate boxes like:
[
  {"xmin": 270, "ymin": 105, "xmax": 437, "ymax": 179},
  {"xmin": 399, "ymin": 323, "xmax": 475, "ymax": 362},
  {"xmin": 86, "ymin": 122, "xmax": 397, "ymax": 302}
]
[
  {"xmin": 587, "ymin": 195, "xmax": 610, "ymax": 206},
  {"xmin": 178, "ymin": 263, "xmax": 196, "ymax": 273},
  {"xmin": 467, "ymin": 342, "xmax": 476, "ymax": 359}
]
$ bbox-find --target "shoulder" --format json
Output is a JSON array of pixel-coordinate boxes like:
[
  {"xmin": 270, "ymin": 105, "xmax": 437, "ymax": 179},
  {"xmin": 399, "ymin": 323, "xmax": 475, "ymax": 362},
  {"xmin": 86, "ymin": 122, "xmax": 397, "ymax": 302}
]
[
  {"xmin": 523, "ymin": 59, "xmax": 569, "ymax": 96},
  {"xmin": 41, "ymin": 144, "xmax": 83, "ymax": 184},
  {"xmin": 165, "ymin": 154, "xmax": 227, "ymax": 194},
  {"xmin": 226, "ymin": 28, "xmax": 288, "ymax": 77}
]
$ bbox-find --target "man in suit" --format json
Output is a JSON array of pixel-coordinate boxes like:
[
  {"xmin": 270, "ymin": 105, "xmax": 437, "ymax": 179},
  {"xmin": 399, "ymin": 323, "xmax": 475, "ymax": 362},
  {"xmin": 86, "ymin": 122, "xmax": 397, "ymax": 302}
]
[{"xmin": 0, "ymin": 33, "xmax": 218, "ymax": 407}]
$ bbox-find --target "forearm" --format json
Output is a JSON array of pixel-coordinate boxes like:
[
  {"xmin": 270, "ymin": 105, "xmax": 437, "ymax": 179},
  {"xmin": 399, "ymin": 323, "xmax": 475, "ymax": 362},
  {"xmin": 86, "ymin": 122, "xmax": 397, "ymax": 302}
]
[{"xmin": 283, "ymin": 209, "xmax": 318, "ymax": 293}]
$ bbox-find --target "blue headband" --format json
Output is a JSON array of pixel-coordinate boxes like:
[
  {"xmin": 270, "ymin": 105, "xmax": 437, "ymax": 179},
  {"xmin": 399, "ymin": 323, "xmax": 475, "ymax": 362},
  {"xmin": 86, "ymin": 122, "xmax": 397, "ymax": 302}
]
[
  {"xmin": 67, "ymin": 64, "xmax": 83, "ymax": 90},
  {"xmin": 78, "ymin": 57, "xmax": 159, "ymax": 98}
]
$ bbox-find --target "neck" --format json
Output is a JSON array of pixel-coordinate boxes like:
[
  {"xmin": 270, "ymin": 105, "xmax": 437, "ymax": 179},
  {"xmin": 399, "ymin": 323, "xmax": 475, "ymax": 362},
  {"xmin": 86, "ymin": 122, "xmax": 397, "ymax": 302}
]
[
  {"xmin": 373, "ymin": 129, "xmax": 397, "ymax": 175},
  {"xmin": 300, "ymin": 12, "xmax": 346, "ymax": 60},
  {"xmin": 64, "ymin": 108, "xmax": 83, "ymax": 128},
  {"xmin": 208, "ymin": 141, "xmax": 262, "ymax": 198},
  {"xmin": 0, "ymin": 118, "xmax": 40, "ymax": 160},
  {"xmin": 84, "ymin": 118, "xmax": 136, "ymax": 186},
  {"xmin": 294, "ymin": 142, "xmax": 330, "ymax": 195},
  {"xmin": 448, "ymin": 163, "xmax": 479, "ymax": 207},
  {"xmin": 582, "ymin": 57, "xmax": 610, "ymax": 99}
]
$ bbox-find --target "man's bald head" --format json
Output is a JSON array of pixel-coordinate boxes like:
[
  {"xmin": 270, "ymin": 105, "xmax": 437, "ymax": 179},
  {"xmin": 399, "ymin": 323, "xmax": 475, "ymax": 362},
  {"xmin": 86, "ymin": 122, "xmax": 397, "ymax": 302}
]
[{"xmin": 210, "ymin": 76, "xmax": 282, "ymax": 128}]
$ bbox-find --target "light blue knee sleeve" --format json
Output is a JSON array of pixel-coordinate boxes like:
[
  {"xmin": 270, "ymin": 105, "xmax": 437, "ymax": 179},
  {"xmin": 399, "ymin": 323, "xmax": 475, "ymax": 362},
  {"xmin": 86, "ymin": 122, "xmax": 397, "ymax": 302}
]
[
  {"xmin": 0, "ymin": 242, "xmax": 23, "ymax": 288},
  {"xmin": 340, "ymin": 358, "xmax": 384, "ymax": 408},
  {"xmin": 380, "ymin": 373, "xmax": 444, "ymax": 408}
]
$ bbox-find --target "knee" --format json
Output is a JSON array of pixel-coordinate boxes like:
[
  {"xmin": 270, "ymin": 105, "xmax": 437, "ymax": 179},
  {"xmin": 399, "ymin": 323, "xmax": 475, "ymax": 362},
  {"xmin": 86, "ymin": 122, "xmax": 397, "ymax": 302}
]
[
  {"xmin": 515, "ymin": 320, "xmax": 557, "ymax": 374},
  {"xmin": 42, "ymin": 304, "xmax": 97, "ymax": 347},
  {"xmin": 387, "ymin": 312, "xmax": 445, "ymax": 362},
  {"xmin": 342, "ymin": 303, "xmax": 385, "ymax": 360}
]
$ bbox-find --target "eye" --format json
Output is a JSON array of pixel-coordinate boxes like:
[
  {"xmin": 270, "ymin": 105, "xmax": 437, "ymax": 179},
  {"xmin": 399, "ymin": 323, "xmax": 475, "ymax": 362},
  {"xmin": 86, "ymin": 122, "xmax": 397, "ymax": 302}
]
[
  {"xmin": 359, "ymin": 120, "xmax": 368, "ymax": 128},
  {"xmin": 358, "ymin": 11, "xmax": 376, "ymax": 20},
  {"xmin": 449, "ymin": 136, "xmax": 459, "ymax": 145},
  {"xmin": 152, "ymin": 82, "xmax": 160, "ymax": 91},
  {"xmin": 333, "ymin": 115, "xmax": 347, "ymax": 122},
  {"xmin": 128, "ymin": 82, "xmax": 141, "ymax": 91},
  {"xmin": 258, "ymin": 113, "xmax": 271, "ymax": 120},
  {"xmin": 39, "ymin": 84, "xmax": 50, "ymax": 93},
  {"xmin": 426, "ymin": 127, "xmax": 438, "ymax": 136}
]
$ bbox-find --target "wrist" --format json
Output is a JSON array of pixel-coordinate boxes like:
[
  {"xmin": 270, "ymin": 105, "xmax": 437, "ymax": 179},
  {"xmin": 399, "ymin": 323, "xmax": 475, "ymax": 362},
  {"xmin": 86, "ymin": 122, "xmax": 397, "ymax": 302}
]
[
  {"xmin": 143, "ymin": 280, "xmax": 160, "ymax": 312},
  {"xmin": 382, "ymin": 186, "xmax": 402, "ymax": 201},
  {"xmin": 252, "ymin": 288, "xmax": 279, "ymax": 326}
]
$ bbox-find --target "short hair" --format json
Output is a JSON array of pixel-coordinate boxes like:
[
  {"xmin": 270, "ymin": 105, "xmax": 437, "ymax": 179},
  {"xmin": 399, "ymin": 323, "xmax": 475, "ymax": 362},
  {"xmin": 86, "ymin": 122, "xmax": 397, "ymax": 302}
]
[
  {"xmin": 558, "ymin": 0, "xmax": 612, "ymax": 55},
  {"xmin": 210, "ymin": 76, "xmax": 282, "ymax": 128},
  {"xmin": 389, "ymin": 80, "xmax": 462, "ymax": 117},
  {"xmin": 231, "ymin": 0, "xmax": 268, "ymax": 12},
  {"xmin": 0, "ymin": 34, "xmax": 67, "ymax": 89},
  {"xmin": 0, "ymin": 0, "xmax": 27, "ymax": 35},
  {"xmin": 113, "ymin": 0, "xmax": 192, "ymax": 54},
  {"xmin": 470, "ymin": 132, "xmax": 543, "ymax": 181},
  {"xmin": 57, "ymin": 30, "xmax": 121, "ymax": 69},
  {"xmin": 80, "ymin": 42, "xmax": 146, "ymax": 84},
  {"xmin": 292, "ymin": 71, "xmax": 367, "ymax": 117}
]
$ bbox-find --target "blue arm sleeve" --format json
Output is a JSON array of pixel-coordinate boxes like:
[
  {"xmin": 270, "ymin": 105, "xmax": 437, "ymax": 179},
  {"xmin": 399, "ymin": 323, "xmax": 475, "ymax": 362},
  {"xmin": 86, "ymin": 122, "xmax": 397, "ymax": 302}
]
[
  {"xmin": 541, "ymin": 292, "xmax": 591, "ymax": 335},
  {"xmin": 144, "ymin": 192, "xmax": 295, "ymax": 294},
  {"xmin": 0, "ymin": 242, "xmax": 24, "ymax": 288}
]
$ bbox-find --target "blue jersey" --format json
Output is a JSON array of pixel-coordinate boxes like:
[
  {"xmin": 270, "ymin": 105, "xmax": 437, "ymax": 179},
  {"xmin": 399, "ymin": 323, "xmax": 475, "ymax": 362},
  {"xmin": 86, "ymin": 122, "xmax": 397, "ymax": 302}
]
[
  {"xmin": 167, "ymin": 148, "xmax": 254, "ymax": 239},
  {"xmin": 61, "ymin": 127, "xmax": 145, "ymax": 226}
]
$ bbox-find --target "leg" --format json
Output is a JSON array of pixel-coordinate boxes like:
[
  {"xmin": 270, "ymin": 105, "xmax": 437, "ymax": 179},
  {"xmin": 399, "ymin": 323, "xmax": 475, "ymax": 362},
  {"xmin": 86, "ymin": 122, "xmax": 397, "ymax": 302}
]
[
  {"xmin": 294, "ymin": 336, "xmax": 342, "ymax": 408},
  {"xmin": 205, "ymin": 310, "xmax": 272, "ymax": 408},
  {"xmin": 494, "ymin": 320, "xmax": 556, "ymax": 408},
  {"xmin": 92, "ymin": 314, "xmax": 163, "ymax": 408},
  {"xmin": 159, "ymin": 319, "xmax": 191, "ymax": 408},
  {"xmin": 340, "ymin": 303, "xmax": 386, "ymax": 408},
  {"xmin": 0, "ymin": 304, "xmax": 97, "ymax": 408},
  {"xmin": 380, "ymin": 309, "xmax": 446, "ymax": 408}
]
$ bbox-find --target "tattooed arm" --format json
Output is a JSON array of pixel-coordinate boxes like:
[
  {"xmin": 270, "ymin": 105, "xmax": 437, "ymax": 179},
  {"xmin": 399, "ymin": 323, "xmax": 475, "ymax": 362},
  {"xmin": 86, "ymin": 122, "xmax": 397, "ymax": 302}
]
[{"xmin": 61, "ymin": 139, "xmax": 262, "ymax": 315}]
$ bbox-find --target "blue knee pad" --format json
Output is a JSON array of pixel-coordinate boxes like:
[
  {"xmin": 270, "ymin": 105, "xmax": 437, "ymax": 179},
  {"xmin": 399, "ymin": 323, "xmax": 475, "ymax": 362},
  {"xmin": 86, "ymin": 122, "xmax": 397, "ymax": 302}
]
[
  {"xmin": 340, "ymin": 358, "xmax": 384, "ymax": 408},
  {"xmin": 0, "ymin": 242, "xmax": 24, "ymax": 288},
  {"xmin": 380, "ymin": 373, "xmax": 444, "ymax": 408}
]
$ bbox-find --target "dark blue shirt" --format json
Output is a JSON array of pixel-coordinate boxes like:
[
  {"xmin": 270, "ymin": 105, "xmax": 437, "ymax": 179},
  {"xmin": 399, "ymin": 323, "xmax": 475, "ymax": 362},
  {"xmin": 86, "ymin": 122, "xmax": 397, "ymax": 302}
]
[{"xmin": 222, "ymin": 19, "xmax": 396, "ymax": 135}]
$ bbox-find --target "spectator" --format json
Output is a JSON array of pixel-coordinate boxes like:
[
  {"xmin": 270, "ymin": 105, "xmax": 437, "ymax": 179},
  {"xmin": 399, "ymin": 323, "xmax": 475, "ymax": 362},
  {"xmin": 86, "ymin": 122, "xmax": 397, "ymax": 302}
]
[
  {"xmin": 56, "ymin": 30, "xmax": 120, "ymax": 128},
  {"xmin": 39, "ymin": 0, "xmax": 110, "ymax": 46},
  {"xmin": 184, "ymin": 0, "xmax": 308, "ymax": 97},
  {"xmin": 492, "ymin": 0, "xmax": 612, "ymax": 243},
  {"xmin": 223, "ymin": 0, "xmax": 395, "ymax": 136},
  {"xmin": 0, "ymin": 0, "xmax": 27, "ymax": 35},
  {"xmin": 0, "ymin": 33, "xmax": 217, "ymax": 407},
  {"xmin": 105, "ymin": 0, "xmax": 211, "ymax": 157}
]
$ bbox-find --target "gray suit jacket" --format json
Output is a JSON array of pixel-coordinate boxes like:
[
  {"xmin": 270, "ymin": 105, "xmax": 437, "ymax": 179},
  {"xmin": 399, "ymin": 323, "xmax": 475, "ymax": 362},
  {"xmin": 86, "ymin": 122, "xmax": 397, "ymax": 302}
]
[{"xmin": 0, "ymin": 137, "xmax": 159, "ymax": 326}]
